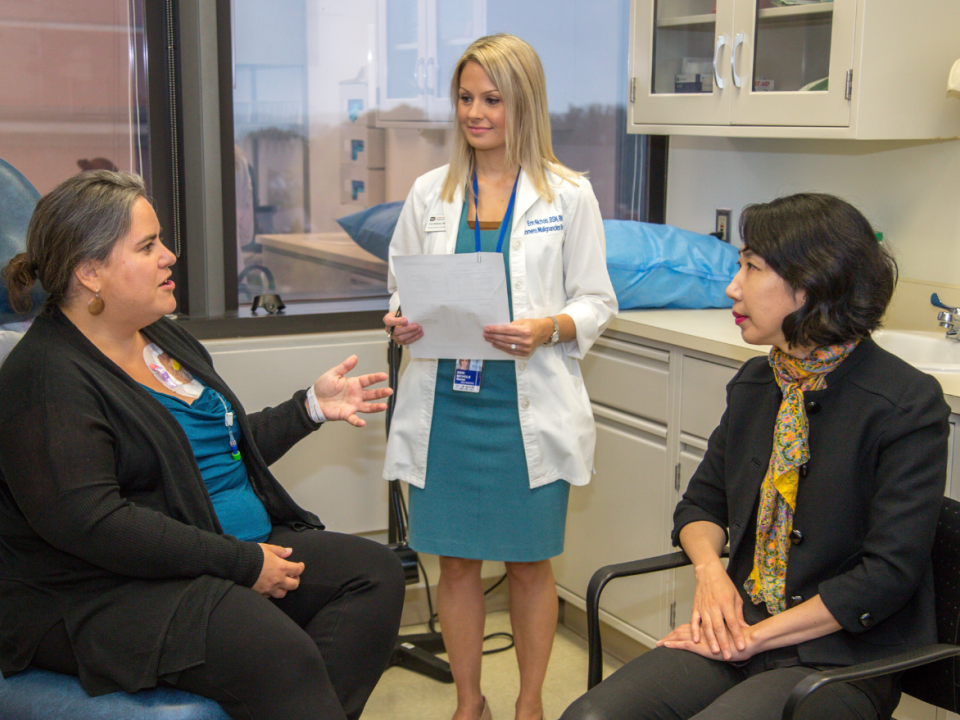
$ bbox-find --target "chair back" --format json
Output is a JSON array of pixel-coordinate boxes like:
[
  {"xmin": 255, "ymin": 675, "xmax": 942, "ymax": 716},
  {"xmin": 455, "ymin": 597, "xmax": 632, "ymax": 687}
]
[{"xmin": 901, "ymin": 495, "xmax": 960, "ymax": 711}]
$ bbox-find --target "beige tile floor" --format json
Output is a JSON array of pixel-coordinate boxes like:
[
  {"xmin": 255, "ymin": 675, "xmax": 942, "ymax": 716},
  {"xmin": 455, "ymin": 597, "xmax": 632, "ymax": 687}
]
[{"xmin": 363, "ymin": 610, "xmax": 623, "ymax": 720}]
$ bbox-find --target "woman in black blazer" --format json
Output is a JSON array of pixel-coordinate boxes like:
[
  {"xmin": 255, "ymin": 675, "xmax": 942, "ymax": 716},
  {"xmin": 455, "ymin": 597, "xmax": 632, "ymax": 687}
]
[{"xmin": 562, "ymin": 193, "xmax": 950, "ymax": 720}]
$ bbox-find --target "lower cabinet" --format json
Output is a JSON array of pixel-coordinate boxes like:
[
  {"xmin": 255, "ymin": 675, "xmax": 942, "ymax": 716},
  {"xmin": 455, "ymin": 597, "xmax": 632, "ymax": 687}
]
[{"xmin": 553, "ymin": 412, "xmax": 670, "ymax": 641}]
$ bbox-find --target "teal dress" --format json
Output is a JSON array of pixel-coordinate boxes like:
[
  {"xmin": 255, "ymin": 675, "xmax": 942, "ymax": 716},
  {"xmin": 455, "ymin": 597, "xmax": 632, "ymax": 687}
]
[{"xmin": 407, "ymin": 202, "xmax": 569, "ymax": 562}]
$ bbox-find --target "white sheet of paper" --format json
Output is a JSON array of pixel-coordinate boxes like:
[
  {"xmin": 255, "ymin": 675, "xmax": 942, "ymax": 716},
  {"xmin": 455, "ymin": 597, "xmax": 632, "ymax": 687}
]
[{"xmin": 393, "ymin": 253, "xmax": 513, "ymax": 360}]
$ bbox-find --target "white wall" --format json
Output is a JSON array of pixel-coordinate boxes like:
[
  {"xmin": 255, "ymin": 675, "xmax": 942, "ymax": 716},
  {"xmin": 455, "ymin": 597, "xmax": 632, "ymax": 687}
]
[{"xmin": 664, "ymin": 136, "xmax": 960, "ymax": 287}]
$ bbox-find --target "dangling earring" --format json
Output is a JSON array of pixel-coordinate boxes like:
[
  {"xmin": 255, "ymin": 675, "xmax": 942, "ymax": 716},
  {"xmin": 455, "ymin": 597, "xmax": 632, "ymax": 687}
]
[{"xmin": 87, "ymin": 292, "xmax": 105, "ymax": 316}]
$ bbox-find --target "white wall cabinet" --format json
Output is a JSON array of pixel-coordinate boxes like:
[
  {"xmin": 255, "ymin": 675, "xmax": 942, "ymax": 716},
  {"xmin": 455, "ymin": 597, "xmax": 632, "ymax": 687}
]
[
  {"xmin": 376, "ymin": 0, "xmax": 485, "ymax": 127},
  {"xmin": 628, "ymin": 0, "xmax": 960, "ymax": 139}
]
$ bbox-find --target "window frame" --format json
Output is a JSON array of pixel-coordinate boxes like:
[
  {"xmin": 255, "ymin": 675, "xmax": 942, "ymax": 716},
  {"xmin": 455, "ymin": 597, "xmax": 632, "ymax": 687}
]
[{"xmin": 167, "ymin": 0, "xmax": 667, "ymax": 340}]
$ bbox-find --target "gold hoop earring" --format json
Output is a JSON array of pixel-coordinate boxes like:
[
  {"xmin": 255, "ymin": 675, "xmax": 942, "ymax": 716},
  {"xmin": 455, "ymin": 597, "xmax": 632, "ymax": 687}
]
[{"xmin": 87, "ymin": 292, "xmax": 105, "ymax": 316}]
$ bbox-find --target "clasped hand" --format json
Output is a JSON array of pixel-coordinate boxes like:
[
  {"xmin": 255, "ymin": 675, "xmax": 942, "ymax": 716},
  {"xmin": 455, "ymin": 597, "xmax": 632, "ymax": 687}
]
[
  {"xmin": 253, "ymin": 544, "xmax": 303, "ymax": 599},
  {"xmin": 311, "ymin": 355, "xmax": 392, "ymax": 428},
  {"xmin": 657, "ymin": 557, "xmax": 755, "ymax": 662}
]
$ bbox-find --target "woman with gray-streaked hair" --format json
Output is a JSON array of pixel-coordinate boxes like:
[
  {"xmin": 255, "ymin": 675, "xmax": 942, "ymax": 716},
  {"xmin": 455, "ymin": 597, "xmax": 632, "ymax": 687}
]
[
  {"xmin": 383, "ymin": 34, "xmax": 617, "ymax": 720},
  {"xmin": 0, "ymin": 170, "xmax": 405, "ymax": 720}
]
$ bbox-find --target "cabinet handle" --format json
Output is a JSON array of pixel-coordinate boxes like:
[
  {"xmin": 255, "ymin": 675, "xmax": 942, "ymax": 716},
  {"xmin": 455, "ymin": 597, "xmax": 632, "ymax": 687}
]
[
  {"xmin": 731, "ymin": 33, "xmax": 746, "ymax": 88},
  {"xmin": 426, "ymin": 57, "xmax": 436, "ymax": 95},
  {"xmin": 416, "ymin": 57, "xmax": 425, "ymax": 96},
  {"xmin": 713, "ymin": 35, "xmax": 727, "ymax": 90}
]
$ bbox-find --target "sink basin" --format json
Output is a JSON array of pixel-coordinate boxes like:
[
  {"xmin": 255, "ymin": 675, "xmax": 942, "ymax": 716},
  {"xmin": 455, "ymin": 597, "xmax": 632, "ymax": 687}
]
[{"xmin": 871, "ymin": 329, "xmax": 960, "ymax": 373}]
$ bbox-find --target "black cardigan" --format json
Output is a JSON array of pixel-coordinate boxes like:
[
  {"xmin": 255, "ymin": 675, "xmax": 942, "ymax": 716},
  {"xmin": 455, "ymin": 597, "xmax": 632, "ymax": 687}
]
[
  {"xmin": 674, "ymin": 337, "xmax": 951, "ymax": 668},
  {"xmin": 0, "ymin": 308, "xmax": 323, "ymax": 694}
]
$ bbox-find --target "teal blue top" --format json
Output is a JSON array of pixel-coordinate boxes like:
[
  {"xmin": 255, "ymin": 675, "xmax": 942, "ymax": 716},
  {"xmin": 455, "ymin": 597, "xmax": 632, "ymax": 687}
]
[{"xmin": 146, "ymin": 385, "xmax": 272, "ymax": 542}]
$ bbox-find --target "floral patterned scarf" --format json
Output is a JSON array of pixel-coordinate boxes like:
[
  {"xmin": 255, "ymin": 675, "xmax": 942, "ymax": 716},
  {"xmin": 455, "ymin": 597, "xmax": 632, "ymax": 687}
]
[{"xmin": 744, "ymin": 340, "xmax": 858, "ymax": 614}]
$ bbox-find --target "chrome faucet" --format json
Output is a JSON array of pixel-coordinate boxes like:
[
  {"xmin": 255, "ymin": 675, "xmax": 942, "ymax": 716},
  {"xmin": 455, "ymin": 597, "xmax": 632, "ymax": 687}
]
[{"xmin": 931, "ymin": 293, "xmax": 960, "ymax": 339}]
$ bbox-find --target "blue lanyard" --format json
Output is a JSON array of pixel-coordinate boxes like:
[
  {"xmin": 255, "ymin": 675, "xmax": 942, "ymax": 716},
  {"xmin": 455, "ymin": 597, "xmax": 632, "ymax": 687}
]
[{"xmin": 472, "ymin": 170, "xmax": 520, "ymax": 254}]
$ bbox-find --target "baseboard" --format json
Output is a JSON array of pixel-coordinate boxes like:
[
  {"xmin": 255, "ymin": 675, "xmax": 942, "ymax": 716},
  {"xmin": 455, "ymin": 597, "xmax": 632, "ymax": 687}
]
[{"xmin": 559, "ymin": 600, "xmax": 650, "ymax": 666}]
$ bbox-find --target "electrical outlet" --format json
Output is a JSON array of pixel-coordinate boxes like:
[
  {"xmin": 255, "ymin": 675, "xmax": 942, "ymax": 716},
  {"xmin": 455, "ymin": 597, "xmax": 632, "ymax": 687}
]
[{"xmin": 715, "ymin": 208, "xmax": 732, "ymax": 243}]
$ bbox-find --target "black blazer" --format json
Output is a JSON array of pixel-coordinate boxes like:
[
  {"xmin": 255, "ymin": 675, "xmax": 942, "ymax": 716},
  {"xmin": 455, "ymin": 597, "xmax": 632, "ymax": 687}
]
[
  {"xmin": 674, "ymin": 338, "xmax": 950, "ymax": 667},
  {"xmin": 0, "ymin": 308, "xmax": 323, "ymax": 694}
]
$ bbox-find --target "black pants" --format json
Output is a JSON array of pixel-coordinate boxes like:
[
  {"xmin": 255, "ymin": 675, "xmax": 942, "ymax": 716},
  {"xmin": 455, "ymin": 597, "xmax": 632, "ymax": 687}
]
[
  {"xmin": 34, "ymin": 527, "xmax": 406, "ymax": 720},
  {"xmin": 559, "ymin": 646, "xmax": 901, "ymax": 720}
]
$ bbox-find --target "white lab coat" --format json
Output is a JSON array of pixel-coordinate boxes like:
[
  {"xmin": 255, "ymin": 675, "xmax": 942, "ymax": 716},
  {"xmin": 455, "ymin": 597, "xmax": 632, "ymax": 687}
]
[{"xmin": 382, "ymin": 164, "xmax": 618, "ymax": 489}]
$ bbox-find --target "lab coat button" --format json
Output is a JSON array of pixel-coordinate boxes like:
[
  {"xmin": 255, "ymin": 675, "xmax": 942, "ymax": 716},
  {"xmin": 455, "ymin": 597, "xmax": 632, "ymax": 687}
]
[
  {"xmin": 518, "ymin": 361, "xmax": 527, "ymax": 371},
  {"xmin": 520, "ymin": 398, "xmax": 530, "ymax": 409},
  {"xmin": 805, "ymin": 400, "xmax": 821, "ymax": 415},
  {"xmin": 788, "ymin": 595, "xmax": 804, "ymax": 608},
  {"xmin": 859, "ymin": 612, "xmax": 874, "ymax": 628},
  {"xmin": 515, "ymin": 280, "xmax": 524, "ymax": 290},
  {"xmin": 513, "ymin": 240, "xmax": 521, "ymax": 250},
  {"xmin": 789, "ymin": 529, "xmax": 803, "ymax": 545}
]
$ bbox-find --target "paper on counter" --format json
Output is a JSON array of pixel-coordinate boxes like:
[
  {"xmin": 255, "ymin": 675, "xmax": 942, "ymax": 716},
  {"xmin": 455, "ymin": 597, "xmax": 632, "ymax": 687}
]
[{"xmin": 393, "ymin": 253, "xmax": 512, "ymax": 360}]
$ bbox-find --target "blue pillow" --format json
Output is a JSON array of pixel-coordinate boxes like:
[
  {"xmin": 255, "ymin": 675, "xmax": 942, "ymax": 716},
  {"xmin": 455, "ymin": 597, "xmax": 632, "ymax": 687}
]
[
  {"xmin": 603, "ymin": 220, "xmax": 737, "ymax": 309},
  {"xmin": 336, "ymin": 201, "xmax": 404, "ymax": 262}
]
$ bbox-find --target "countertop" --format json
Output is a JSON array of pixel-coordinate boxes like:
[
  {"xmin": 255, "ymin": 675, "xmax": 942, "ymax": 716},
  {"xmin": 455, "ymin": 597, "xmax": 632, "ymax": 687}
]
[
  {"xmin": 257, "ymin": 232, "xmax": 386, "ymax": 275},
  {"xmin": 607, "ymin": 308, "xmax": 960, "ymax": 414}
]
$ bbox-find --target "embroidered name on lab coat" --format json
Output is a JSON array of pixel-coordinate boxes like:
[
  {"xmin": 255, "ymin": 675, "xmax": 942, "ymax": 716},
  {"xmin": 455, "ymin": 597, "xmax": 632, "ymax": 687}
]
[{"xmin": 524, "ymin": 215, "xmax": 563, "ymax": 235}]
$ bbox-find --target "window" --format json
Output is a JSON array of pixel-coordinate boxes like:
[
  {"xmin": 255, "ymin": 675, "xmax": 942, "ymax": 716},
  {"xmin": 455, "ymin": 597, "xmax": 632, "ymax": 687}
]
[
  {"xmin": 0, "ymin": 1, "xmax": 150, "ymax": 197},
  {"xmin": 222, "ymin": 0, "xmax": 664, "ymax": 324}
]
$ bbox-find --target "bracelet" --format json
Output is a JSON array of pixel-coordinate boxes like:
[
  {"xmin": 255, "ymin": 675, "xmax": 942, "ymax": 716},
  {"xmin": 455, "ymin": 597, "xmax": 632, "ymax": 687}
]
[{"xmin": 305, "ymin": 385, "xmax": 327, "ymax": 423}]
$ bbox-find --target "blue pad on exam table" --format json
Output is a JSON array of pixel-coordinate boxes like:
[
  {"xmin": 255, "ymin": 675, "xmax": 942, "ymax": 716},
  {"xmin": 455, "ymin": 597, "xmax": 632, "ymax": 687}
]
[
  {"xmin": 334, "ymin": 202, "xmax": 737, "ymax": 310},
  {"xmin": 0, "ymin": 666, "xmax": 230, "ymax": 719},
  {"xmin": 603, "ymin": 220, "xmax": 737, "ymax": 310},
  {"xmin": 336, "ymin": 201, "xmax": 405, "ymax": 262},
  {"xmin": 0, "ymin": 158, "xmax": 45, "ymax": 324}
]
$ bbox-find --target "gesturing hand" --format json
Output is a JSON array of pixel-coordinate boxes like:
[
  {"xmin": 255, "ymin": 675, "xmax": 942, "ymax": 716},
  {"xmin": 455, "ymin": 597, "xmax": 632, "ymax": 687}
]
[
  {"xmin": 311, "ymin": 355, "xmax": 392, "ymax": 427},
  {"xmin": 253, "ymin": 544, "xmax": 304, "ymax": 599}
]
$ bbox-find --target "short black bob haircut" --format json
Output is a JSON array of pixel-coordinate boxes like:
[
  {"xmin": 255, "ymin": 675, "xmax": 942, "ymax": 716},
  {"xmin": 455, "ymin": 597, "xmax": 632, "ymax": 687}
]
[{"xmin": 739, "ymin": 193, "xmax": 897, "ymax": 349}]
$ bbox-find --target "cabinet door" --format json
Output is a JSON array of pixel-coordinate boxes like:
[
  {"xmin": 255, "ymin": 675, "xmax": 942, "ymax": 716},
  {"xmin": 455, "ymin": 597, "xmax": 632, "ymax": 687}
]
[
  {"xmin": 630, "ymin": 0, "xmax": 735, "ymax": 126},
  {"xmin": 426, "ymin": 0, "xmax": 484, "ymax": 121},
  {"xmin": 581, "ymin": 336, "xmax": 670, "ymax": 425},
  {"xmin": 555, "ymin": 412, "xmax": 671, "ymax": 642},
  {"xmin": 729, "ymin": 0, "xmax": 857, "ymax": 127},
  {"xmin": 378, "ymin": 0, "xmax": 429, "ymax": 121}
]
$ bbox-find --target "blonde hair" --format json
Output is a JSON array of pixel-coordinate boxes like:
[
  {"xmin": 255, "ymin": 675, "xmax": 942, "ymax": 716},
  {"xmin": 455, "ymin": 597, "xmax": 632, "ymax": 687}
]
[{"xmin": 440, "ymin": 34, "xmax": 578, "ymax": 204}]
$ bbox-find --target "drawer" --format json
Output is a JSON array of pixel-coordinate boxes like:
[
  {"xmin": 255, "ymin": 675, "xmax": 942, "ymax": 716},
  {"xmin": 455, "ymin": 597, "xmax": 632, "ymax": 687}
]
[
  {"xmin": 582, "ymin": 336, "xmax": 669, "ymax": 425},
  {"xmin": 679, "ymin": 356, "xmax": 738, "ymax": 440}
]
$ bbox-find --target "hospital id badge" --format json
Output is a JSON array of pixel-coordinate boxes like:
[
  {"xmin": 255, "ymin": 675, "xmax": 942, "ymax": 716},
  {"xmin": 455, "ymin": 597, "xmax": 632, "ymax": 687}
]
[{"xmin": 453, "ymin": 359, "xmax": 483, "ymax": 393}]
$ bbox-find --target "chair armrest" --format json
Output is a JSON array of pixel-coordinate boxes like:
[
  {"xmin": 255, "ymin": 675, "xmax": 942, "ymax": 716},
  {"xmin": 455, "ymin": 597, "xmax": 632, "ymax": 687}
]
[
  {"xmin": 587, "ymin": 551, "xmax": 691, "ymax": 689},
  {"xmin": 586, "ymin": 548, "xmax": 730, "ymax": 690},
  {"xmin": 781, "ymin": 644, "xmax": 960, "ymax": 720}
]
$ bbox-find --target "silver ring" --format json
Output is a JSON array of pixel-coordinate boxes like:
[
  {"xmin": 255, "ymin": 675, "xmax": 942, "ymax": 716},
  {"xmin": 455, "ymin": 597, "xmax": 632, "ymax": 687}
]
[{"xmin": 511, "ymin": 343, "xmax": 517, "ymax": 351}]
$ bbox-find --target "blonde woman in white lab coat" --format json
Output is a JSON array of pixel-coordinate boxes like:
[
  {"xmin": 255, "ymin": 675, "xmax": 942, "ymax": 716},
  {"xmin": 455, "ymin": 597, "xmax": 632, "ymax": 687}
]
[{"xmin": 383, "ymin": 34, "xmax": 617, "ymax": 720}]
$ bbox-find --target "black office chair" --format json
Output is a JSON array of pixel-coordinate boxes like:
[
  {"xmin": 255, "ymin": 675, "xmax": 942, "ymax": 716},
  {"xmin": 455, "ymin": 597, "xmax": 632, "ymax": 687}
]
[{"xmin": 585, "ymin": 496, "xmax": 960, "ymax": 720}]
